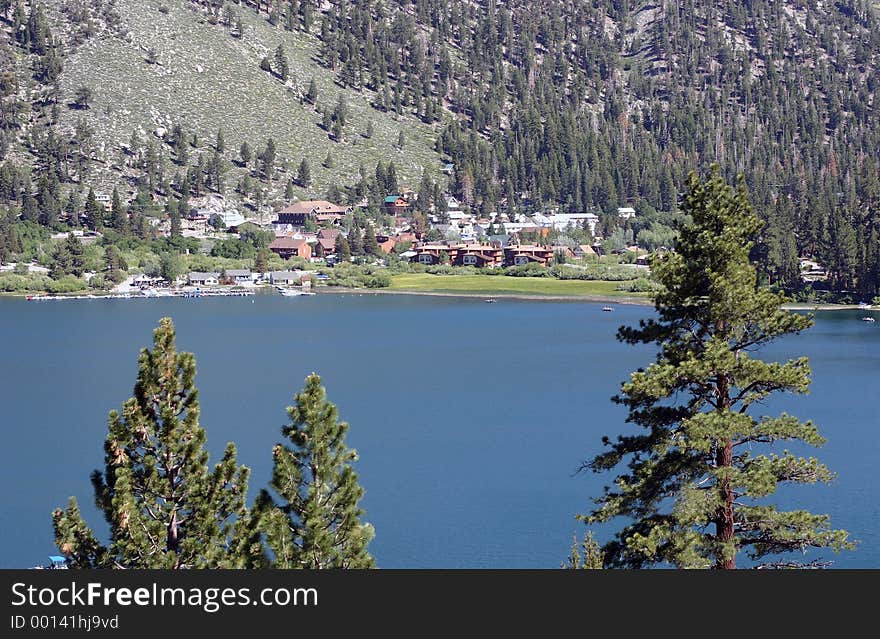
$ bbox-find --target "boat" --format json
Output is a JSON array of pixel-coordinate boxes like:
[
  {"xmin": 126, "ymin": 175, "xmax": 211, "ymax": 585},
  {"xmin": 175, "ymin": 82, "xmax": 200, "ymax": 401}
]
[
  {"xmin": 485, "ymin": 298, "xmax": 497, "ymax": 303},
  {"xmin": 277, "ymin": 286, "xmax": 315, "ymax": 297},
  {"xmin": 861, "ymin": 316, "xmax": 875, "ymax": 322},
  {"xmin": 602, "ymin": 305, "xmax": 614, "ymax": 312}
]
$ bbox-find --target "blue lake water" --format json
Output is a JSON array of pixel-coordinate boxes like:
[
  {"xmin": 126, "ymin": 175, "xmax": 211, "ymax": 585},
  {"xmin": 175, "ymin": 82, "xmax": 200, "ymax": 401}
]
[{"xmin": 0, "ymin": 293, "xmax": 877, "ymax": 568}]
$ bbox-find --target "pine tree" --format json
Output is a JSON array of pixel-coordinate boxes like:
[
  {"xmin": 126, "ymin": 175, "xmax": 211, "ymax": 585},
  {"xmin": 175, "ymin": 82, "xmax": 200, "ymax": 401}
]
[
  {"xmin": 85, "ymin": 188, "xmax": 102, "ymax": 230},
  {"xmin": 363, "ymin": 224, "xmax": 380, "ymax": 257},
  {"xmin": 257, "ymin": 374, "xmax": 375, "ymax": 568},
  {"xmin": 348, "ymin": 226, "xmax": 363, "ymax": 256},
  {"xmin": 167, "ymin": 198, "xmax": 181, "ymax": 238},
  {"xmin": 306, "ymin": 77, "xmax": 318, "ymax": 104},
  {"xmin": 52, "ymin": 318, "xmax": 261, "ymax": 569},
  {"xmin": 396, "ymin": 130, "xmax": 405, "ymax": 150},
  {"xmin": 581, "ymin": 166, "xmax": 853, "ymax": 569},
  {"xmin": 254, "ymin": 248, "xmax": 269, "ymax": 274},
  {"xmin": 334, "ymin": 233, "xmax": 351, "ymax": 260},
  {"xmin": 274, "ymin": 44, "xmax": 290, "ymax": 82},
  {"xmin": 297, "ymin": 158, "xmax": 311, "ymax": 187},
  {"xmin": 110, "ymin": 188, "xmax": 129, "ymax": 234},
  {"xmin": 215, "ymin": 128, "xmax": 225, "ymax": 155},
  {"xmin": 240, "ymin": 141, "xmax": 252, "ymax": 165}
]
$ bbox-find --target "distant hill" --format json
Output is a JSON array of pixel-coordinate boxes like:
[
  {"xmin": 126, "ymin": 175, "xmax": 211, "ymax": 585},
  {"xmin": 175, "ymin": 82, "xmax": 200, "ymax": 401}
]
[{"xmin": 2, "ymin": 0, "xmax": 444, "ymax": 209}]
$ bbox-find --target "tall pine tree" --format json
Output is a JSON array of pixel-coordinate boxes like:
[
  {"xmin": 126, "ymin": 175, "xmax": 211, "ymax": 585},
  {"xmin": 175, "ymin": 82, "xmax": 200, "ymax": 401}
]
[
  {"xmin": 581, "ymin": 166, "xmax": 853, "ymax": 569},
  {"xmin": 52, "ymin": 318, "xmax": 262, "ymax": 568},
  {"xmin": 257, "ymin": 374, "xmax": 375, "ymax": 568}
]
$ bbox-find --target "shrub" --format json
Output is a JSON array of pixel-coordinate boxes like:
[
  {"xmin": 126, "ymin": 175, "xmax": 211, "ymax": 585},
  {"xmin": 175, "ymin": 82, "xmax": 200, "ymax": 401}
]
[
  {"xmin": 615, "ymin": 277, "xmax": 662, "ymax": 293},
  {"xmin": 503, "ymin": 263, "xmax": 549, "ymax": 277}
]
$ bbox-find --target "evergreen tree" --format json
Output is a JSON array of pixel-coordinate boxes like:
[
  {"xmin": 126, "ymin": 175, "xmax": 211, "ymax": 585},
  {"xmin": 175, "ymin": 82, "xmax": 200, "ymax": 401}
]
[
  {"xmin": 20, "ymin": 193, "xmax": 38, "ymax": 223},
  {"xmin": 254, "ymin": 248, "xmax": 269, "ymax": 274},
  {"xmin": 334, "ymin": 233, "xmax": 351, "ymax": 260},
  {"xmin": 396, "ymin": 130, "xmax": 405, "ymax": 150},
  {"xmin": 297, "ymin": 158, "xmax": 311, "ymax": 188},
  {"xmin": 215, "ymin": 128, "xmax": 225, "ymax": 155},
  {"xmin": 363, "ymin": 224, "xmax": 380, "ymax": 257},
  {"xmin": 285, "ymin": 180, "xmax": 295, "ymax": 201},
  {"xmin": 240, "ymin": 141, "xmax": 252, "ymax": 165},
  {"xmin": 85, "ymin": 188, "xmax": 102, "ymax": 230},
  {"xmin": 64, "ymin": 191, "xmax": 82, "ymax": 227},
  {"xmin": 306, "ymin": 78, "xmax": 318, "ymax": 104},
  {"xmin": 580, "ymin": 166, "xmax": 853, "ymax": 569},
  {"xmin": 50, "ymin": 233, "xmax": 85, "ymax": 279},
  {"xmin": 110, "ymin": 188, "xmax": 129, "ymax": 234},
  {"xmin": 260, "ymin": 138, "xmax": 277, "ymax": 181},
  {"xmin": 348, "ymin": 226, "xmax": 363, "ymax": 256},
  {"xmin": 52, "ymin": 318, "xmax": 261, "ymax": 569},
  {"xmin": 274, "ymin": 44, "xmax": 290, "ymax": 81},
  {"xmin": 167, "ymin": 198, "xmax": 181, "ymax": 238},
  {"xmin": 257, "ymin": 374, "xmax": 375, "ymax": 568}
]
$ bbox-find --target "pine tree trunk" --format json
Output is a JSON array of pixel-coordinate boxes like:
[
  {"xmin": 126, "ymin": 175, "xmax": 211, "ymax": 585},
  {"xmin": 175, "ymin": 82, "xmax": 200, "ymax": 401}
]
[
  {"xmin": 715, "ymin": 366, "xmax": 736, "ymax": 569},
  {"xmin": 716, "ymin": 438, "xmax": 735, "ymax": 569}
]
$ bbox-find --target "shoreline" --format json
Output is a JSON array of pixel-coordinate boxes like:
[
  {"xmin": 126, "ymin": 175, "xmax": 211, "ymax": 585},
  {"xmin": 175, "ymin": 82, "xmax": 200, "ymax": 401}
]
[
  {"xmin": 2, "ymin": 286, "xmax": 876, "ymax": 311},
  {"xmin": 316, "ymin": 286, "xmax": 652, "ymax": 305}
]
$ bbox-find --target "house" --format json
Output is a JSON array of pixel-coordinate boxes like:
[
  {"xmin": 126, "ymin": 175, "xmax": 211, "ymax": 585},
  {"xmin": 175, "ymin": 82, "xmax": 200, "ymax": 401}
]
[
  {"xmin": 269, "ymin": 236, "xmax": 313, "ymax": 260},
  {"xmin": 224, "ymin": 269, "xmax": 254, "ymax": 284},
  {"xmin": 188, "ymin": 272, "xmax": 219, "ymax": 286},
  {"xmin": 376, "ymin": 235, "xmax": 397, "ymax": 255},
  {"xmin": 384, "ymin": 195, "xmax": 410, "ymax": 213},
  {"xmin": 573, "ymin": 244, "xmax": 596, "ymax": 259},
  {"xmin": 132, "ymin": 273, "xmax": 163, "ymax": 288},
  {"xmin": 209, "ymin": 210, "xmax": 246, "ymax": 229},
  {"xmin": 317, "ymin": 228, "xmax": 341, "ymax": 242},
  {"xmin": 412, "ymin": 243, "xmax": 460, "ymax": 265},
  {"xmin": 94, "ymin": 192, "xmax": 113, "ymax": 213},
  {"xmin": 454, "ymin": 244, "xmax": 504, "ymax": 267},
  {"xmin": 550, "ymin": 245, "xmax": 575, "ymax": 259},
  {"xmin": 275, "ymin": 200, "xmax": 351, "ymax": 226},
  {"xmin": 504, "ymin": 245, "xmax": 554, "ymax": 267},
  {"xmin": 314, "ymin": 236, "xmax": 337, "ymax": 258},
  {"xmin": 269, "ymin": 271, "xmax": 305, "ymax": 285},
  {"xmin": 617, "ymin": 207, "xmax": 636, "ymax": 220}
]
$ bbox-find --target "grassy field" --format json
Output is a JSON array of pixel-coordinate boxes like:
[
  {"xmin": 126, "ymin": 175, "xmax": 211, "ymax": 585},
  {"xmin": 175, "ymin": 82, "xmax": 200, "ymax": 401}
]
[
  {"xmin": 55, "ymin": 0, "xmax": 444, "ymax": 199},
  {"xmin": 389, "ymin": 274, "xmax": 652, "ymax": 299}
]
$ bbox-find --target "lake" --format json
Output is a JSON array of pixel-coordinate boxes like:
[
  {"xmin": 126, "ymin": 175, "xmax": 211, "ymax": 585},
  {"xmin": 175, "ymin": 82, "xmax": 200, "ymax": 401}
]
[{"xmin": 0, "ymin": 293, "xmax": 877, "ymax": 568}]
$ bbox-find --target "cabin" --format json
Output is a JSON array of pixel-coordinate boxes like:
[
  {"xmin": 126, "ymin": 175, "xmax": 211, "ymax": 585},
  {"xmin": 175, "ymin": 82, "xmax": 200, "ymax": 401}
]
[
  {"xmin": 314, "ymin": 236, "xmax": 337, "ymax": 258},
  {"xmin": 269, "ymin": 271, "xmax": 305, "ymax": 285},
  {"xmin": 275, "ymin": 200, "xmax": 350, "ymax": 226},
  {"xmin": 384, "ymin": 195, "xmax": 410, "ymax": 214},
  {"xmin": 573, "ymin": 244, "xmax": 597, "ymax": 259},
  {"xmin": 269, "ymin": 237, "xmax": 313, "ymax": 260},
  {"xmin": 504, "ymin": 245, "xmax": 554, "ymax": 267},
  {"xmin": 224, "ymin": 269, "xmax": 255, "ymax": 284},
  {"xmin": 188, "ymin": 272, "xmax": 219, "ymax": 286}
]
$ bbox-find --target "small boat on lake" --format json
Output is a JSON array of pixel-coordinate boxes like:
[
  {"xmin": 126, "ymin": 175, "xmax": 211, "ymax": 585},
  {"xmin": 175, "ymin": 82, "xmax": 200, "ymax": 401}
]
[
  {"xmin": 861, "ymin": 316, "xmax": 875, "ymax": 323},
  {"xmin": 485, "ymin": 298, "xmax": 497, "ymax": 303},
  {"xmin": 602, "ymin": 305, "xmax": 614, "ymax": 312}
]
